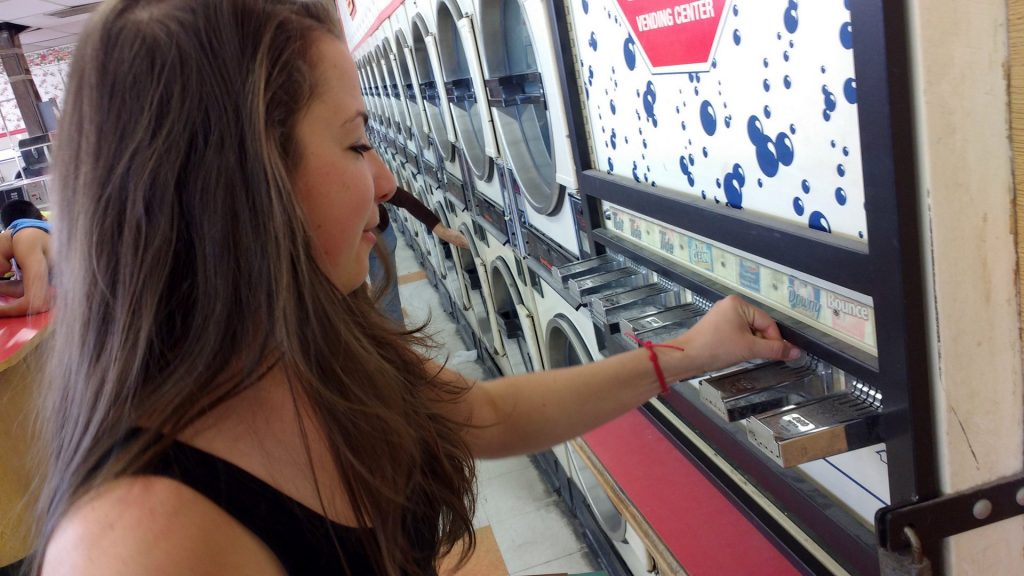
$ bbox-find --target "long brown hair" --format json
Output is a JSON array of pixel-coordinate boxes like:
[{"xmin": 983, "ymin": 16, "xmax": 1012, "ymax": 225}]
[{"xmin": 32, "ymin": 1, "xmax": 475, "ymax": 574}]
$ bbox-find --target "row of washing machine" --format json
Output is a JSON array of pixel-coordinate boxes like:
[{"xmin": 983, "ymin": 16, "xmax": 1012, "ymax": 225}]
[{"xmin": 351, "ymin": 0, "xmax": 602, "ymax": 379}]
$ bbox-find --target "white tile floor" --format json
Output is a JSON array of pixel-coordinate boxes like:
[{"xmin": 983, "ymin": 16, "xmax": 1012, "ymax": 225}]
[{"xmin": 393, "ymin": 233, "xmax": 601, "ymax": 576}]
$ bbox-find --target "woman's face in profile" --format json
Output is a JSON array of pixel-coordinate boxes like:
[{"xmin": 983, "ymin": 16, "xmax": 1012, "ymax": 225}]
[{"xmin": 291, "ymin": 35, "xmax": 396, "ymax": 293}]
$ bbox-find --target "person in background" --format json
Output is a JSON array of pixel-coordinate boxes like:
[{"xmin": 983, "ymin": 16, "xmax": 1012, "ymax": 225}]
[
  {"xmin": 369, "ymin": 185, "xmax": 468, "ymax": 325},
  {"xmin": 0, "ymin": 199, "xmax": 52, "ymax": 317},
  {"xmin": 32, "ymin": 2, "xmax": 801, "ymax": 575}
]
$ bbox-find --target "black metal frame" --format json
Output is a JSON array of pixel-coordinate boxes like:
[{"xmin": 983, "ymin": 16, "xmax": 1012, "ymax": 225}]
[{"xmin": 550, "ymin": 0, "xmax": 939, "ymax": 574}]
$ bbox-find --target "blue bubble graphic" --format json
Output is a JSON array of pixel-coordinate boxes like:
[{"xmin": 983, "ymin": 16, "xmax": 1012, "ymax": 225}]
[
  {"xmin": 822, "ymin": 85, "xmax": 837, "ymax": 121},
  {"xmin": 830, "ymin": 140, "xmax": 837, "ymax": 148},
  {"xmin": 783, "ymin": 50, "xmax": 790, "ymax": 62},
  {"xmin": 694, "ymin": 86, "xmax": 700, "ymax": 96},
  {"xmin": 775, "ymin": 133, "xmax": 794, "ymax": 166},
  {"xmin": 821, "ymin": 65, "xmax": 827, "ymax": 74},
  {"xmin": 642, "ymin": 138, "xmax": 648, "ymax": 149},
  {"xmin": 582, "ymin": 0, "xmax": 589, "ymax": 14},
  {"xmin": 702, "ymin": 191, "xmax": 707, "ymax": 199},
  {"xmin": 763, "ymin": 58, "xmax": 770, "ymax": 68},
  {"xmin": 689, "ymin": 154, "xmax": 695, "ymax": 166},
  {"xmin": 610, "ymin": 100, "xmax": 616, "ymax": 115},
  {"xmin": 835, "ymin": 187, "xmax": 847, "ymax": 205},
  {"xmin": 842, "ymin": 146, "xmax": 850, "ymax": 157},
  {"xmin": 843, "ymin": 78, "xmax": 857, "ymax": 104},
  {"xmin": 802, "ymin": 179, "xmax": 810, "ymax": 193},
  {"xmin": 716, "ymin": 178, "xmax": 722, "ymax": 188},
  {"xmin": 784, "ymin": 1, "xmax": 799, "ymax": 33},
  {"xmin": 793, "ymin": 197, "xmax": 805, "ymax": 216},
  {"xmin": 758, "ymin": 178, "xmax": 764, "ymax": 188},
  {"xmin": 840, "ymin": 22, "xmax": 854, "ymax": 49},
  {"xmin": 837, "ymin": 164, "xmax": 846, "ymax": 177},
  {"xmin": 756, "ymin": 140, "xmax": 780, "ymax": 177},
  {"xmin": 764, "ymin": 105, "xmax": 772, "ymax": 119},
  {"xmin": 733, "ymin": 4, "xmax": 739, "ymax": 16},
  {"xmin": 712, "ymin": 58, "xmax": 718, "ymax": 69},
  {"xmin": 702, "ymin": 146, "xmax": 709, "ymax": 158},
  {"xmin": 747, "ymin": 115, "xmax": 766, "ymax": 143},
  {"xmin": 589, "ymin": 32, "xmax": 598, "ymax": 51},
  {"xmin": 610, "ymin": 129, "xmax": 617, "ymax": 149},
  {"xmin": 809, "ymin": 211, "xmax": 832, "ymax": 233},
  {"xmin": 784, "ymin": 75, "xmax": 792, "ymax": 89},
  {"xmin": 700, "ymin": 100, "xmax": 717, "ymax": 136},
  {"xmin": 724, "ymin": 115, "xmax": 733, "ymax": 128},
  {"xmin": 778, "ymin": 32, "xmax": 783, "ymax": 40},
  {"xmin": 679, "ymin": 156, "xmax": 695, "ymax": 187},
  {"xmin": 789, "ymin": 123, "xmax": 797, "ymax": 134},
  {"xmin": 632, "ymin": 161, "xmax": 640, "ymax": 182},
  {"xmin": 587, "ymin": 66, "xmax": 594, "ymax": 86},
  {"xmin": 733, "ymin": 29, "xmax": 742, "ymax": 45},
  {"xmin": 858, "ymin": 230, "xmax": 864, "ymax": 239},
  {"xmin": 643, "ymin": 81, "xmax": 658, "ymax": 127},
  {"xmin": 763, "ymin": 79, "xmax": 771, "ymax": 92},
  {"xmin": 607, "ymin": 158, "xmax": 614, "ymax": 173},
  {"xmin": 724, "ymin": 163, "xmax": 746, "ymax": 208},
  {"xmin": 623, "ymin": 36, "xmax": 637, "ymax": 70},
  {"xmin": 789, "ymin": 39, "xmax": 795, "ymax": 48}
]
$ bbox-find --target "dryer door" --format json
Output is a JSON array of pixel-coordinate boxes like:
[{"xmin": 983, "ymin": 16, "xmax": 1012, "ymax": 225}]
[
  {"xmin": 436, "ymin": 3, "xmax": 498, "ymax": 182},
  {"xmin": 567, "ymin": 443, "xmax": 627, "ymax": 544},
  {"xmin": 457, "ymin": 223, "xmax": 497, "ymax": 354},
  {"xmin": 544, "ymin": 314, "xmax": 595, "ymax": 369},
  {"xmin": 489, "ymin": 257, "xmax": 541, "ymax": 375},
  {"xmin": 398, "ymin": 40, "xmax": 432, "ymax": 153},
  {"xmin": 411, "ymin": 20, "xmax": 456, "ymax": 163},
  {"xmin": 384, "ymin": 40, "xmax": 414, "ymax": 143},
  {"xmin": 483, "ymin": 0, "xmax": 563, "ymax": 215}
]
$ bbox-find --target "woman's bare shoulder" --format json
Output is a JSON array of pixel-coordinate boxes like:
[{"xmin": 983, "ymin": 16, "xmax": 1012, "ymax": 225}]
[{"xmin": 42, "ymin": 475, "xmax": 283, "ymax": 576}]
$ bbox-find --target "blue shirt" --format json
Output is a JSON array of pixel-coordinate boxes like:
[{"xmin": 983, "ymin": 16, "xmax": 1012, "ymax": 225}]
[{"xmin": 6, "ymin": 218, "xmax": 50, "ymax": 237}]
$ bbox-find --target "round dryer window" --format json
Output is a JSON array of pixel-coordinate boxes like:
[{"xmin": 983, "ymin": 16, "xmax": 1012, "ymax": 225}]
[
  {"xmin": 436, "ymin": 3, "xmax": 493, "ymax": 181},
  {"xmin": 411, "ymin": 22, "xmax": 455, "ymax": 163},
  {"xmin": 492, "ymin": 0, "xmax": 559, "ymax": 215}
]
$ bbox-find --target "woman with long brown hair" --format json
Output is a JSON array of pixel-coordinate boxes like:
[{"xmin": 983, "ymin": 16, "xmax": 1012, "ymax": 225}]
[{"xmin": 31, "ymin": 1, "xmax": 800, "ymax": 574}]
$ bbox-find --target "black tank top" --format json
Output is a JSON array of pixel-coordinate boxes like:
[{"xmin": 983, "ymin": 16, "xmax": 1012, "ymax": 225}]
[{"xmin": 139, "ymin": 435, "xmax": 378, "ymax": 575}]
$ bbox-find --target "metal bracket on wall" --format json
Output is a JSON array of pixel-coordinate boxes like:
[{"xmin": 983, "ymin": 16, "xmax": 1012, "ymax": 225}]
[{"xmin": 876, "ymin": 473, "xmax": 1024, "ymax": 556}]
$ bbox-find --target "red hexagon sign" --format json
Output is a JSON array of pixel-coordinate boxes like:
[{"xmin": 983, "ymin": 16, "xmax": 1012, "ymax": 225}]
[{"xmin": 615, "ymin": 0, "xmax": 732, "ymax": 74}]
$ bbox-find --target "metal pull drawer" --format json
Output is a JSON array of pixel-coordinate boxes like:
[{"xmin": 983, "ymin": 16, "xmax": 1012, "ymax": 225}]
[{"xmin": 699, "ymin": 361, "xmax": 833, "ymax": 422}]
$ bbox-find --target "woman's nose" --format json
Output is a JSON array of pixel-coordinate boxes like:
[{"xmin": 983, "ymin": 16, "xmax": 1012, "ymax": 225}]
[{"xmin": 370, "ymin": 150, "xmax": 396, "ymax": 203}]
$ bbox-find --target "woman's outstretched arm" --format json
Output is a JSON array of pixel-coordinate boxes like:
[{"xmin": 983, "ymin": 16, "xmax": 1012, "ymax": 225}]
[{"xmin": 429, "ymin": 295, "xmax": 801, "ymax": 458}]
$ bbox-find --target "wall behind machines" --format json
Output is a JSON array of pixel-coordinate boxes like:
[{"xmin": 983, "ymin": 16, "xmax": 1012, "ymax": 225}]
[{"xmin": 907, "ymin": 0, "xmax": 1023, "ymax": 571}]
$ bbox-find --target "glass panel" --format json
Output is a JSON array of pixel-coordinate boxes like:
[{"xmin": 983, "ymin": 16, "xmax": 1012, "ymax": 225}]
[{"xmin": 500, "ymin": 0, "xmax": 555, "ymax": 197}]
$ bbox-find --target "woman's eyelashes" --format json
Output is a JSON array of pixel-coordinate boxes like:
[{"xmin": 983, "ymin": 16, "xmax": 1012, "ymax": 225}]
[{"xmin": 351, "ymin": 143, "xmax": 374, "ymax": 157}]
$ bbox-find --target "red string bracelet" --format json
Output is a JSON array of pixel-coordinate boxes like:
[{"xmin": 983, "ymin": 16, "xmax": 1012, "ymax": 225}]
[{"xmin": 625, "ymin": 332, "xmax": 686, "ymax": 395}]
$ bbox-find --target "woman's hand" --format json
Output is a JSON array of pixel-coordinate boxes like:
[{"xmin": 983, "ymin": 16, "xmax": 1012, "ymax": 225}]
[
  {"xmin": 665, "ymin": 295, "xmax": 801, "ymax": 379},
  {"xmin": 433, "ymin": 224, "xmax": 470, "ymax": 249}
]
